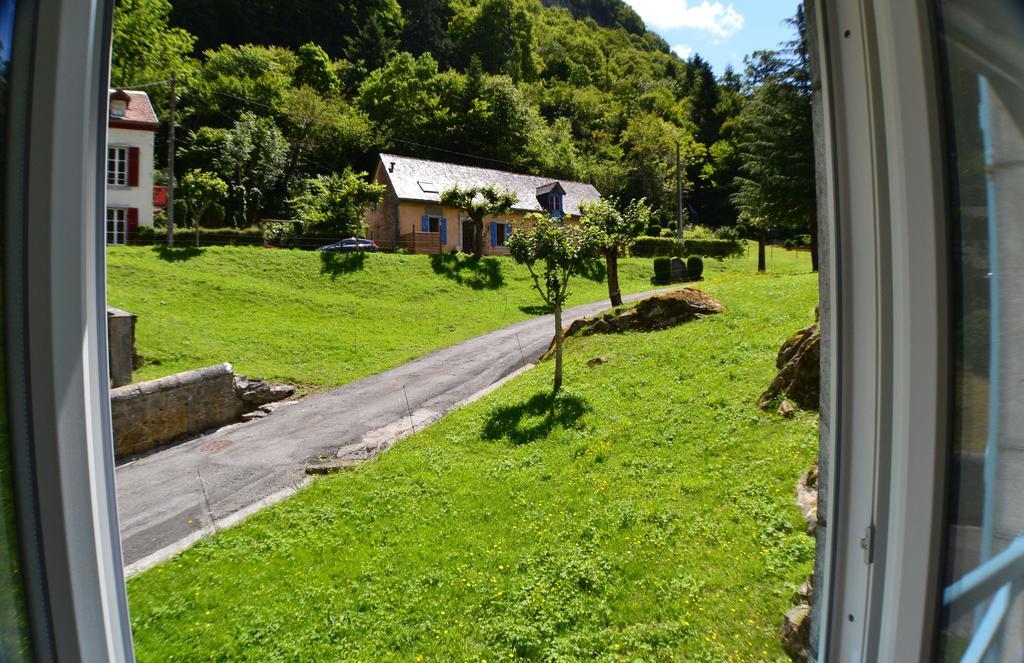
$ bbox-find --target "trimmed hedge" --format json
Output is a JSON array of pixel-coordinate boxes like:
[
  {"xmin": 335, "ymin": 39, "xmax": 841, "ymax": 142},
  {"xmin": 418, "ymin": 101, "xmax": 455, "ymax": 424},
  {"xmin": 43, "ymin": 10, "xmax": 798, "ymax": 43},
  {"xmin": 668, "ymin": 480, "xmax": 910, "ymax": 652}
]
[
  {"xmin": 130, "ymin": 227, "xmax": 354, "ymax": 249},
  {"xmin": 687, "ymin": 256, "xmax": 704, "ymax": 279},
  {"xmin": 629, "ymin": 235, "xmax": 743, "ymax": 259},
  {"xmin": 682, "ymin": 238, "xmax": 744, "ymax": 259},
  {"xmin": 653, "ymin": 257, "xmax": 672, "ymax": 283},
  {"xmin": 629, "ymin": 236, "xmax": 685, "ymax": 258}
]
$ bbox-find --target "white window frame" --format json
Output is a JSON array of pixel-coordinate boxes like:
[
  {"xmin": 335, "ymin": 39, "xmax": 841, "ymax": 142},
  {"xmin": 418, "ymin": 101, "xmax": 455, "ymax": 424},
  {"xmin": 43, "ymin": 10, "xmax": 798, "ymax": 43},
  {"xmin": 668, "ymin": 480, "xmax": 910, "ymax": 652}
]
[
  {"xmin": 106, "ymin": 207, "xmax": 126, "ymax": 245},
  {"xmin": 813, "ymin": 0, "xmax": 950, "ymax": 660},
  {"xmin": 107, "ymin": 145, "xmax": 127, "ymax": 186}
]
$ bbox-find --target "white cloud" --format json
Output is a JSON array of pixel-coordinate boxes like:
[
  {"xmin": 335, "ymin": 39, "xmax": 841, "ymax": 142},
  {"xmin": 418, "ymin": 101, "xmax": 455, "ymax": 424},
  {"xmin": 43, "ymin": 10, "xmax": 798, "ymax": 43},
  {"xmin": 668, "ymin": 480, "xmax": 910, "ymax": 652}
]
[
  {"xmin": 672, "ymin": 44, "xmax": 693, "ymax": 59},
  {"xmin": 625, "ymin": 1, "xmax": 745, "ymax": 38}
]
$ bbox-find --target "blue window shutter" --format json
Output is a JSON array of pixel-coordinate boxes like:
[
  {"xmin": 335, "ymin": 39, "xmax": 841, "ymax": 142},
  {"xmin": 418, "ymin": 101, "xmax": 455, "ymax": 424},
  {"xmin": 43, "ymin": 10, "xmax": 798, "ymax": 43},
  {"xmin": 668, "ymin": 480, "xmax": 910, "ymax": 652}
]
[
  {"xmin": 421, "ymin": 215, "xmax": 429, "ymax": 232},
  {"xmin": 490, "ymin": 221, "xmax": 497, "ymax": 247},
  {"xmin": 440, "ymin": 218, "xmax": 447, "ymax": 245}
]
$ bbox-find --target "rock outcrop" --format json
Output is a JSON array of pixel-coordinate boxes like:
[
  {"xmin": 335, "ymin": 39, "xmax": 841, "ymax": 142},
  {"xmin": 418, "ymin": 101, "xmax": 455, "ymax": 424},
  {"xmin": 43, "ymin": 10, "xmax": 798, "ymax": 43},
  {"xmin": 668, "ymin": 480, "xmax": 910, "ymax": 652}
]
[
  {"xmin": 541, "ymin": 289, "xmax": 723, "ymax": 360},
  {"xmin": 759, "ymin": 321, "xmax": 820, "ymax": 410},
  {"xmin": 781, "ymin": 462, "xmax": 820, "ymax": 662}
]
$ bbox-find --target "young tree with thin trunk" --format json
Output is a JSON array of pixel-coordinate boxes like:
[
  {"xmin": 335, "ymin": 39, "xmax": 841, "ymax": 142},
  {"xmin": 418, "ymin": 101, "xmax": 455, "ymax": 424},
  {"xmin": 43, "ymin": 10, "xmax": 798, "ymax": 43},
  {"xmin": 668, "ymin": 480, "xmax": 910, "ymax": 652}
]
[
  {"xmin": 580, "ymin": 197, "xmax": 651, "ymax": 307},
  {"xmin": 507, "ymin": 213, "xmax": 601, "ymax": 394},
  {"xmin": 179, "ymin": 169, "xmax": 227, "ymax": 247},
  {"xmin": 440, "ymin": 184, "xmax": 517, "ymax": 259}
]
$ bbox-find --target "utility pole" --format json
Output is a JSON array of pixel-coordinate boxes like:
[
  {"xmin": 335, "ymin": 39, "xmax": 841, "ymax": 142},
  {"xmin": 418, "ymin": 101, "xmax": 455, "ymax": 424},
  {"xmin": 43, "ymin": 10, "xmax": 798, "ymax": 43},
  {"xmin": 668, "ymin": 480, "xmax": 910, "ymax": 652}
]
[
  {"xmin": 166, "ymin": 71, "xmax": 177, "ymax": 247},
  {"xmin": 676, "ymin": 141, "xmax": 684, "ymax": 240}
]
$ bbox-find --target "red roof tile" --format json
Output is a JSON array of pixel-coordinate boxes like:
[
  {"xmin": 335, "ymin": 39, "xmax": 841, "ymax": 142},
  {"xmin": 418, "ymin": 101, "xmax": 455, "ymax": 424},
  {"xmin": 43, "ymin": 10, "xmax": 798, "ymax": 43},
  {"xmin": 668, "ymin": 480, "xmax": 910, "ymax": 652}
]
[{"xmin": 109, "ymin": 89, "xmax": 158, "ymax": 129}]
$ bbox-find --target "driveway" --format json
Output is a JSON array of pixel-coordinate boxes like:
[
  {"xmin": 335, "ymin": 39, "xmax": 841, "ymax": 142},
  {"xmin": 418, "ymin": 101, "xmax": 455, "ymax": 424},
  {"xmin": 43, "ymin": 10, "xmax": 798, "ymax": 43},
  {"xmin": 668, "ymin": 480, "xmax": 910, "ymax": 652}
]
[{"xmin": 117, "ymin": 288, "xmax": 673, "ymax": 572}]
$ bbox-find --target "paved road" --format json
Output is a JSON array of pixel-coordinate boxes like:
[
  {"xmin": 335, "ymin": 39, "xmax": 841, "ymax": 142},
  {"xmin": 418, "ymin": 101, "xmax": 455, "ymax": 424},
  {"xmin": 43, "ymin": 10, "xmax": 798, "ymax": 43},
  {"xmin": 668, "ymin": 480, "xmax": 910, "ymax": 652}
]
[{"xmin": 117, "ymin": 288, "xmax": 673, "ymax": 571}]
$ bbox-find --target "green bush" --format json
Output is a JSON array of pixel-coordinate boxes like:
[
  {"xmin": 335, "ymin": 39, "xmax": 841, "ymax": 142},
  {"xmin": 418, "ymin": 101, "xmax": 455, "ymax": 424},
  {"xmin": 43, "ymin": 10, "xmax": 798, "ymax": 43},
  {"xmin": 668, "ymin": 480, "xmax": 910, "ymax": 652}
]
[
  {"xmin": 658, "ymin": 228, "xmax": 674, "ymax": 238},
  {"xmin": 683, "ymin": 238, "xmax": 744, "ymax": 259},
  {"xmin": 629, "ymin": 235, "xmax": 685, "ymax": 257},
  {"xmin": 646, "ymin": 225, "xmax": 662, "ymax": 237},
  {"xmin": 200, "ymin": 203, "xmax": 226, "ymax": 228},
  {"xmin": 687, "ymin": 256, "xmax": 704, "ymax": 279},
  {"xmin": 653, "ymin": 257, "xmax": 671, "ymax": 283}
]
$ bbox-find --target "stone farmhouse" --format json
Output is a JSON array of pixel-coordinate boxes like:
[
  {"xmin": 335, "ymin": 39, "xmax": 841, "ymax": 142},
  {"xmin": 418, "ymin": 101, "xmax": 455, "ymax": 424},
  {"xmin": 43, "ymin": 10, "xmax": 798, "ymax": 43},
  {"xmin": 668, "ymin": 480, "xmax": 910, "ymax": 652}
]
[
  {"xmin": 365, "ymin": 153, "xmax": 601, "ymax": 255},
  {"xmin": 106, "ymin": 89, "xmax": 157, "ymax": 245}
]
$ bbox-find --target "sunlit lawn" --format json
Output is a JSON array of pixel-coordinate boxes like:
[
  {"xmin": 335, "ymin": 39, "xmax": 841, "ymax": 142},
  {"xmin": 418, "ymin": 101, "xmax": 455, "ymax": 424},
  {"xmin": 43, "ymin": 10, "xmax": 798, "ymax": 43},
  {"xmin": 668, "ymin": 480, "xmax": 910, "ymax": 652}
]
[
  {"xmin": 106, "ymin": 243, "xmax": 808, "ymax": 393},
  {"xmin": 127, "ymin": 248, "xmax": 819, "ymax": 661}
]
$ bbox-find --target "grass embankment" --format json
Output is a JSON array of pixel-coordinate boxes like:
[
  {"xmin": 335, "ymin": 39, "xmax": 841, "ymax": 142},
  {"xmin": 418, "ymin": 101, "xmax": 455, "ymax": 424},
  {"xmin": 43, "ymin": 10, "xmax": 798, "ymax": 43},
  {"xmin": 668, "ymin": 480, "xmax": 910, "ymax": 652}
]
[
  {"xmin": 107, "ymin": 247, "xmax": 662, "ymax": 391},
  {"xmin": 106, "ymin": 243, "xmax": 805, "ymax": 392},
  {"xmin": 127, "ymin": 252, "xmax": 819, "ymax": 662}
]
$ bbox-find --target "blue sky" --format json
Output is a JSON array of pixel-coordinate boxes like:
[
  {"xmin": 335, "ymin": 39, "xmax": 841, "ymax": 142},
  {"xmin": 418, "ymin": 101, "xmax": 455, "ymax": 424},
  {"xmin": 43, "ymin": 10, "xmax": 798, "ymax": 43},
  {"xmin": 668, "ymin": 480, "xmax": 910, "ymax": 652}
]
[{"xmin": 621, "ymin": 0, "xmax": 800, "ymax": 75}]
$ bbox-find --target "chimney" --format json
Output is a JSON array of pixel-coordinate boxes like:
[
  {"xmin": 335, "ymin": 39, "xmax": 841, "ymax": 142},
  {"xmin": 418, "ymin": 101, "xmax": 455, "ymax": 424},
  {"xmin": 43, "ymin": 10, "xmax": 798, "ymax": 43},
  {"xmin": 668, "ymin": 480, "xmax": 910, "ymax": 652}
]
[{"xmin": 389, "ymin": 161, "xmax": 396, "ymax": 173}]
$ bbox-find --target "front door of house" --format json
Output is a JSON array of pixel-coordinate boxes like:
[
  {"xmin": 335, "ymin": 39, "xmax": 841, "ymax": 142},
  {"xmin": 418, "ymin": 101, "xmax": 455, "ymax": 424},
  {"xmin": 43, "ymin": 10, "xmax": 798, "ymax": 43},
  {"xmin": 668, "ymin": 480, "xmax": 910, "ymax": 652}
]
[{"xmin": 462, "ymin": 219, "xmax": 477, "ymax": 255}]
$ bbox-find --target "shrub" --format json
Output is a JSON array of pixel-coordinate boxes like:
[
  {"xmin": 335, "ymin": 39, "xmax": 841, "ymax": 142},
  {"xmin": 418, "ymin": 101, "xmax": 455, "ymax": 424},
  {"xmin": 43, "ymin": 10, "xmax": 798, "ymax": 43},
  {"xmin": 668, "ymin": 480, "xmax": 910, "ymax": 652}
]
[
  {"xmin": 200, "ymin": 203, "xmax": 226, "ymax": 228},
  {"xmin": 653, "ymin": 257, "xmax": 671, "ymax": 283},
  {"xmin": 152, "ymin": 209, "xmax": 167, "ymax": 229},
  {"xmin": 646, "ymin": 224, "xmax": 662, "ymax": 237},
  {"xmin": 658, "ymin": 228, "xmax": 674, "ymax": 238},
  {"xmin": 629, "ymin": 235, "xmax": 685, "ymax": 257},
  {"xmin": 687, "ymin": 256, "xmax": 704, "ymax": 280},
  {"xmin": 683, "ymin": 238, "xmax": 744, "ymax": 259}
]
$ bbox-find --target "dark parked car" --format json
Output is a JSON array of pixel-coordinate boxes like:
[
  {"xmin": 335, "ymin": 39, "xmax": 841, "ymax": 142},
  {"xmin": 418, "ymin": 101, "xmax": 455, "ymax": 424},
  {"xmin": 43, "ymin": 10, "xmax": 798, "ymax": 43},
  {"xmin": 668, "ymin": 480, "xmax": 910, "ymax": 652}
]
[{"xmin": 317, "ymin": 237, "xmax": 379, "ymax": 252}]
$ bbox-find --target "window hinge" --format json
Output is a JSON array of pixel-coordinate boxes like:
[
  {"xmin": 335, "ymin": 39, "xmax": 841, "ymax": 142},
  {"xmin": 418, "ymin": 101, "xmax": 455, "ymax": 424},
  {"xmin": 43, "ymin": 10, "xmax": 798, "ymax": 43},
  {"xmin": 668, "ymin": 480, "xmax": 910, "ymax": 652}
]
[{"xmin": 861, "ymin": 524, "xmax": 875, "ymax": 564}]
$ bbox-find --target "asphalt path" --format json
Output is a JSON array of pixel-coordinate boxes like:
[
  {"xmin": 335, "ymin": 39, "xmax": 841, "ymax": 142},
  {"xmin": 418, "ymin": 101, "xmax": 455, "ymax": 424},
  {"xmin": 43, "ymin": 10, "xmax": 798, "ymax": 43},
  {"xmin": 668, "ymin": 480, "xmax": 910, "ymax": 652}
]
[{"xmin": 117, "ymin": 287, "xmax": 674, "ymax": 572}]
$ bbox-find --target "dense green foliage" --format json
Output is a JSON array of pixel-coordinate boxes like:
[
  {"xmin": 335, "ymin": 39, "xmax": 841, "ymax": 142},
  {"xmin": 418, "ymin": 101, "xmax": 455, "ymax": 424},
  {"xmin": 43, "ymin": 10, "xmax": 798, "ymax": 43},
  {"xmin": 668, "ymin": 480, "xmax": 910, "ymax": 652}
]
[
  {"xmin": 111, "ymin": 0, "xmax": 802, "ymax": 231},
  {"xmin": 106, "ymin": 247, "xmax": 662, "ymax": 390},
  {"xmin": 287, "ymin": 170, "xmax": 386, "ymax": 236},
  {"xmin": 127, "ymin": 262, "xmax": 818, "ymax": 661},
  {"xmin": 732, "ymin": 7, "xmax": 817, "ymax": 271}
]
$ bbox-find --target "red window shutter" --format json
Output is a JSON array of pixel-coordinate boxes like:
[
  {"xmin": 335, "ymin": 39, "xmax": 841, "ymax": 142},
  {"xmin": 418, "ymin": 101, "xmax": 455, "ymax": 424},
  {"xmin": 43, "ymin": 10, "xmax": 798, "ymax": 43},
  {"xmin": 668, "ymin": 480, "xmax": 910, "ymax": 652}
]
[
  {"xmin": 128, "ymin": 147, "xmax": 140, "ymax": 187},
  {"xmin": 126, "ymin": 207, "xmax": 139, "ymax": 242}
]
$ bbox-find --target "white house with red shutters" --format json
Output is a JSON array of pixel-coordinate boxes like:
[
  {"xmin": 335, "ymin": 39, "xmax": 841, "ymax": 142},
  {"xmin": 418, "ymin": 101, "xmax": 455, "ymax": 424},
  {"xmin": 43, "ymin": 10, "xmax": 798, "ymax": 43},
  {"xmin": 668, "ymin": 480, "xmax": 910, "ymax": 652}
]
[{"xmin": 106, "ymin": 89, "xmax": 157, "ymax": 245}]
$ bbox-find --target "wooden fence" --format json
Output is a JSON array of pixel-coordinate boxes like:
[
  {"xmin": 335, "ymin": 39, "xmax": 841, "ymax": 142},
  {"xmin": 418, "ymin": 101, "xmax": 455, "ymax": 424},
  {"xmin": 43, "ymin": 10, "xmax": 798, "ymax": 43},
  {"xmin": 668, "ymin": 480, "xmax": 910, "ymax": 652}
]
[{"xmin": 400, "ymin": 230, "xmax": 442, "ymax": 254}]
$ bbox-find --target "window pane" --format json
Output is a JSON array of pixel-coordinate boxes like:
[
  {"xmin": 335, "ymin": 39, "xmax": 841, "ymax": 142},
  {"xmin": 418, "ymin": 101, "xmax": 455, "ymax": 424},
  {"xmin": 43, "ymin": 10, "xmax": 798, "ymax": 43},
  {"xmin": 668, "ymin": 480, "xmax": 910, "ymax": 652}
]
[
  {"xmin": 0, "ymin": 0, "xmax": 35, "ymax": 657},
  {"xmin": 935, "ymin": 0, "xmax": 1024, "ymax": 659}
]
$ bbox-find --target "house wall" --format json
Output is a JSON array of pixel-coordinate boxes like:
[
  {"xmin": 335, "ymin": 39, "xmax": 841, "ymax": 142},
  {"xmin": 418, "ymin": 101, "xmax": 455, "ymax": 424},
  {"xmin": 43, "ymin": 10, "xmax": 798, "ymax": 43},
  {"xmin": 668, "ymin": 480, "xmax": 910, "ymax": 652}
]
[
  {"xmin": 106, "ymin": 125, "xmax": 155, "ymax": 228},
  {"xmin": 396, "ymin": 203, "xmax": 544, "ymax": 255}
]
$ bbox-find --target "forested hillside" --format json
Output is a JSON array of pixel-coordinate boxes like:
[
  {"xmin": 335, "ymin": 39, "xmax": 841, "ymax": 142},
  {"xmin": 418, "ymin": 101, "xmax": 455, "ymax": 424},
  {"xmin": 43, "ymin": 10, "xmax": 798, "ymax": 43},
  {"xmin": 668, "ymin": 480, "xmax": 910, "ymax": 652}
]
[{"xmin": 112, "ymin": 0, "xmax": 812, "ymax": 247}]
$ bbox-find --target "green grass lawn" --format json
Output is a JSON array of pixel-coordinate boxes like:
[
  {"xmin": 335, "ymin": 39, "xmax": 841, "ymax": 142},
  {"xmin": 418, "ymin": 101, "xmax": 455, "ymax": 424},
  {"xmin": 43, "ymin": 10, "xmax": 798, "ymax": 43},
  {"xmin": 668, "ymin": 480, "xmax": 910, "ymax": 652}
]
[
  {"xmin": 106, "ymin": 243, "xmax": 808, "ymax": 392},
  {"xmin": 126, "ymin": 257, "xmax": 819, "ymax": 662}
]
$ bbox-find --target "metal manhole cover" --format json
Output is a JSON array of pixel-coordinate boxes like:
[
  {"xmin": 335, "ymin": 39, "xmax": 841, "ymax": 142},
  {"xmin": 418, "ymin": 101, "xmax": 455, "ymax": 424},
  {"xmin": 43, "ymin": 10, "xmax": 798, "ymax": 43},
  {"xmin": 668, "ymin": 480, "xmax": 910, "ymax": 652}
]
[{"xmin": 198, "ymin": 439, "xmax": 232, "ymax": 453}]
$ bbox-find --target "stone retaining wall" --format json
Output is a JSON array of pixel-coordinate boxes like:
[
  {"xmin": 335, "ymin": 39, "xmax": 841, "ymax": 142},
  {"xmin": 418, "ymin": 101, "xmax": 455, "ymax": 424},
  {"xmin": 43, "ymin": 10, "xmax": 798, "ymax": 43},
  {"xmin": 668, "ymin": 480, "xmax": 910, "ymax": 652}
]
[{"xmin": 111, "ymin": 363, "xmax": 246, "ymax": 457}]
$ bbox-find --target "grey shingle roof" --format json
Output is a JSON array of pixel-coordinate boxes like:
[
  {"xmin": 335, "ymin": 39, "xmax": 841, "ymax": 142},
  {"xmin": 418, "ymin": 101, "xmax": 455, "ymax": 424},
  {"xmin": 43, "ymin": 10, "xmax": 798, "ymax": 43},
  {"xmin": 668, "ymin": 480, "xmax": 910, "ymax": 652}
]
[{"xmin": 378, "ymin": 153, "xmax": 600, "ymax": 216}]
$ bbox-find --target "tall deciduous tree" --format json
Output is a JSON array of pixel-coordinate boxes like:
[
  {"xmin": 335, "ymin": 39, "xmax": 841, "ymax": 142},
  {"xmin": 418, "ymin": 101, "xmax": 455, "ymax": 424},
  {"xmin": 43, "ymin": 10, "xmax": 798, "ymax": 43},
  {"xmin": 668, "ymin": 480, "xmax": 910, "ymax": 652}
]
[
  {"xmin": 507, "ymin": 214, "xmax": 601, "ymax": 394},
  {"xmin": 179, "ymin": 170, "xmax": 228, "ymax": 245},
  {"xmin": 216, "ymin": 112, "xmax": 289, "ymax": 226},
  {"xmin": 294, "ymin": 43, "xmax": 338, "ymax": 96},
  {"xmin": 110, "ymin": 0, "xmax": 196, "ymax": 97},
  {"xmin": 581, "ymin": 197, "xmax": 650, "ymax": 306},
  {"xmin": 440, "ymin": 185, "xmax": 517, "ymax": 259},
  {"xmin": 287, "ymin": 170, "xmax": 385, "ymax": 236}
]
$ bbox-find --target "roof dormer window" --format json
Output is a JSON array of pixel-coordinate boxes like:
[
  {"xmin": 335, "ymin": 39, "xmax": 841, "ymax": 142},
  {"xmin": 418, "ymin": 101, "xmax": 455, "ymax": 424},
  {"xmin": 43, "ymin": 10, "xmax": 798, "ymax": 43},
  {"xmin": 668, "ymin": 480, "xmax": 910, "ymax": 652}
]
[
  {"xmin": 536, "ymin": 182, "xmax": 566, "ymax": 218},
  {"xmin": 109, "ymin": 89, "xmax": 131, "ymax": 118}
]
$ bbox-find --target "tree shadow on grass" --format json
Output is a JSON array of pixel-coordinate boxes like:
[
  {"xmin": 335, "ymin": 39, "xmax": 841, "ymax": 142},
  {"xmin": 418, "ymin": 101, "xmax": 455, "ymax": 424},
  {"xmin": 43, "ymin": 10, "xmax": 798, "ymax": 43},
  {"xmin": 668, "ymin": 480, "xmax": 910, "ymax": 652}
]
[
  {"xmin": 430, "ymin": 253, "xmax": 504, "ymax": 290},
  {"xmin": 482, "ymin": 391, "xmax": 589, "ymax": 445},
  {"xmin": 578, "ymin": 258, "xmax": 607, "ymax": 283},
  {"xmin": 519, "ymin": 304, "xmax": 552, "ymax": 315},
  {"xmin": 152, "ymin": 245, "xmax": 204, "ymax": 262},
  {"xmin": 320, "ymin": 251, "xmax": 366, "ymax": 278}
]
